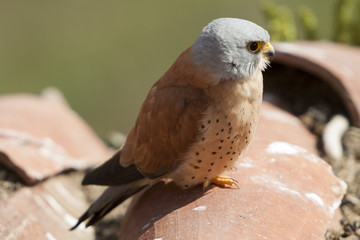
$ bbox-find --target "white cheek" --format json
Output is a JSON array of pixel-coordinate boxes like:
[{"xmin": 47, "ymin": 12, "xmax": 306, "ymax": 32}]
[{"xmin": 258, "ymin": 56, "xmax": 270, "ymax": 71}]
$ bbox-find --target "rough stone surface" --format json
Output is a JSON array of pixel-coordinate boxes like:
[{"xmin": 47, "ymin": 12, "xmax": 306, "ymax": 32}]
[{"xmin": 0, "ymin": 94, "xmax": 111, "ymax": 184}]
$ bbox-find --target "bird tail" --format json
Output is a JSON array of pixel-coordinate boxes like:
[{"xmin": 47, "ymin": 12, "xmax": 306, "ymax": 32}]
[{"xmin": 70, "ymin": 178, "xmax": 150, "ymax": 230}]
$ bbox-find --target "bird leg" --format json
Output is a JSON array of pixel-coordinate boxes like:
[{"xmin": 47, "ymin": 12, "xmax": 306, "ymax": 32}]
[{"xmin": 204, "ymin": 176, "xmax": 239, "ymax": 189}]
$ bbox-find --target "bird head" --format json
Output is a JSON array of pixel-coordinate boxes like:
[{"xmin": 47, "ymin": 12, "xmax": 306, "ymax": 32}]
[{"xmin": 191, "ymin": 18, "xmax": 275, "ymax": 84}]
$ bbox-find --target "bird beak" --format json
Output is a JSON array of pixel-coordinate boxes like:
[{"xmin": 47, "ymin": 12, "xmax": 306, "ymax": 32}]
[{"xmin": 263, "ymin": 42, "xmax": 275, "ymax": 59}]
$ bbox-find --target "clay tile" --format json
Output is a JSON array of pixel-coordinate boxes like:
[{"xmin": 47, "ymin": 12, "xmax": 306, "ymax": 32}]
[
  {"xmin": 0, "ymin": 93, "xmax": 111, "ymax": 184},
  {"xmin": 0, "ymin": 174, "xmax": 94, "ymax": 240},
  {"xmin": 119, "ymin": 103, "xmax": 346, "ymax": 240},
  {"xmin": 257, "ymin": 102, "xmax": 317, "ymax": 153},
  {"xmin": 268, "ymin": 41, "xmax": 360, "ymax": 127}
]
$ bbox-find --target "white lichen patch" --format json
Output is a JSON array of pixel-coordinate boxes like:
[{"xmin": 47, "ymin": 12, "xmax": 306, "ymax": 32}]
[
  {"xmin": 304, "ymin": 154, "xmax": 321, "ymax": 164},
  {"xmin": 305, "ymin": 193, "xmax": 324, "ymax": 206},
  {"xmin": 328, "ymin": 198, "xmax": 343, "ymax": 216},
  {"xmin": 266, "ymin": 142, "xmax": 306, "ymax": 155},
  {"xmin": 251, "ymin": 173, "xmax": 345, "ymax": 218},
  {"xmin": 238, "ymin": 162, "xmax": 254, "ymax": 168},
  {"xmin": 277, "ymin": 185, "xmax": 302, "ymax": 197},
  {"xmin": 237, "ymin": 156, "xmax": 254, "ymax": 168},
  {"xmin": 192, "ymin": 205, "xmax": 207, "ymax": 211},
  {"xmin": 46, "ymin": 232, "xmax": 57, "ymax": 240},
  {"xmin": 251, "ymin": 175, "xmax": 302, "ymax": 198}
]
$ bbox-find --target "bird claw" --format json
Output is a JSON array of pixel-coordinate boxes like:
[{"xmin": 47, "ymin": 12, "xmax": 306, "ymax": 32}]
[{"xmin": 212, "ymin": 176, "xmax": 239, "ymax": 189}]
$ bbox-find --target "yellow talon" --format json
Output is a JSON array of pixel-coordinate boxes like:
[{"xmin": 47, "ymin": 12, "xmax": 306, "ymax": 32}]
[{"xmin": 212, "ymin": 176, "xmax": 239, "ymax": 189}]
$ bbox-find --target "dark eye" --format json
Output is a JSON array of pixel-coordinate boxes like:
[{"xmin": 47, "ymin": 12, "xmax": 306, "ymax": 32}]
[{"xmin": 248, "ymin": 41, "xmax": 262, "ymax": 52}]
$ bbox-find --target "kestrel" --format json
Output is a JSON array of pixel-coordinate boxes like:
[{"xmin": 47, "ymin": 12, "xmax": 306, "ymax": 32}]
[{"xmin": 71, "ymin": 18, "xmax": 274, "ymax": 229}]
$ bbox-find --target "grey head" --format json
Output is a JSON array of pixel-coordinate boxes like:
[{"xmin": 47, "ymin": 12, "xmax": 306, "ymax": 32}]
[{"xmin": 191, "ymin": 18, "xmax": 271, "ymax": 83}]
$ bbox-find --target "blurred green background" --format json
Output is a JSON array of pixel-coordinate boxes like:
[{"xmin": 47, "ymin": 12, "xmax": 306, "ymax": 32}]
[{"xmin": 0, "ymin": 0, "xmax": 356, "ymax": 137}]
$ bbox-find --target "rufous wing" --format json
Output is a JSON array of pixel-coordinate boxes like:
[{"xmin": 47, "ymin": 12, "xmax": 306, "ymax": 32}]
[
  {"xmin": 83, "ymin": 47, "xmax": 210, "ymax": 185},
  {"xmin": 120, "ymin": 84, "xmax": 208, "ymax": 178}
]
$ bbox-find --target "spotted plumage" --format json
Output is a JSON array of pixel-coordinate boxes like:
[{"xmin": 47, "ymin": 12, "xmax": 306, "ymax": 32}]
[{"xmin": 71, "ymin": 17, "xmax": 274, "ymax": 230}]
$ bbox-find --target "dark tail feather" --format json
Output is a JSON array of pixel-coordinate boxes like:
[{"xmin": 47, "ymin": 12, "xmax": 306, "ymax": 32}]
[
  {"xmin": 82, "ymin": 151, "xmax": 145, "ymax": 186},
  {"xmin": 70, "ymin": 179, "xmax": 149, "ymax": 230},
  {"xmin": 85, "ymin": 185, "xmax": 147, "ymax": 227},
  {"xmin": 70, "ymin": 210, "xmax": 90, "ymax": 231}
]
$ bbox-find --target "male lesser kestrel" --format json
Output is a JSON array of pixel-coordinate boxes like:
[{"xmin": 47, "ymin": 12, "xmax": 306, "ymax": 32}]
[{"xmin": 71, "ymin": 17, "xmax": 275, "ymax": 229}]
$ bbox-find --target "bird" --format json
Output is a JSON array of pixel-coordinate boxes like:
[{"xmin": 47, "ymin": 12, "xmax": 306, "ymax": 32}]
[{"xmin": 71, "ymin": 17, "xmax": 275, "ymax": 230}]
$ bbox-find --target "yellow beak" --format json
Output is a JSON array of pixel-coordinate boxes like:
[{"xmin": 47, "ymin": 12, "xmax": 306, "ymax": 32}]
[{"xmin": 263, "ymin": 42, "xmax": 275, "ymax": 59}]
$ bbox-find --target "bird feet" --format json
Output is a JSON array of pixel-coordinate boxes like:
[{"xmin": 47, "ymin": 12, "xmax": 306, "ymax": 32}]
[{"xmin": 204, "ymin": 176, "xmax": 239, "ymax": 189}]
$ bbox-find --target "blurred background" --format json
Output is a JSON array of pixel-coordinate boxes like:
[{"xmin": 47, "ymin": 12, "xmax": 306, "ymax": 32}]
[{"xmin": 1, "ymin": 0, "xmax": 359, "ymax": 138}]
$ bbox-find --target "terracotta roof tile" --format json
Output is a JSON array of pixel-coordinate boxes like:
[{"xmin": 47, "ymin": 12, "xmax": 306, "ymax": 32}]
[
  {"xmin": 272, "ymin": 42, "xmax": 360, "ymax": 126},
  {"xmin": 0, "ymin": 174, "xmax": 94, "ymax": 240},
  {"xmin": 119, "ymin": 103, "xmax": 346, "ymax": 239},
  {"xmin": 0, "ymin": 94, "xmax": 111, "ymax": 184}
]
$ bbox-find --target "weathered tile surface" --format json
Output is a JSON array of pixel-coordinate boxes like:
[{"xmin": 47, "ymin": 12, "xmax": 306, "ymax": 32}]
[
  {"xmin": 0, "ymin": 94, "xmax": 111, "ymax": 184},
  {"xmin": 273, "ymin": 42, "xmax": 360, "ymax": 127},
  {"xmin": 119, "ymin": 103, "xmax": 346, "ymax": 240},
  {"xmin": 257, "ymin": 101, "xmax": 317, "ymax": 153},
  {"xmin": 0, "ymin": 174, "xmax": 94, "ymax": 240}
]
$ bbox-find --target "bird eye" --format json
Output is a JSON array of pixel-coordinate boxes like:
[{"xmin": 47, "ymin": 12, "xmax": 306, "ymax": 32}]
[{"xmin": 248, "ymin": 41, "xmax": 262, "ymax": 53}]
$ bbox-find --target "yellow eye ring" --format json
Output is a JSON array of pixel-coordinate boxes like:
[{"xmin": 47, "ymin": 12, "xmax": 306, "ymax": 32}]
[{"xmin": 248, "ymin": 41, "xmax": 262, "ymax": 53}]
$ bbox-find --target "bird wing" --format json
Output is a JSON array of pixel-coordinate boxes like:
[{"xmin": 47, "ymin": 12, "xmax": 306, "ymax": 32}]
[
  {"xmin": 120, "ymin": 84, "xmax": 208, "ymax": 178},
  {"xmin": 82, "ymin": 83, "xmax": 207, "ymax": 186},
  {"xmin": 82, "ymin": 47, "xmax": 209, "ymax": 185},
  {"xmin": 81, "ymin": 151, "xmax": 145, "ymax": 186}
]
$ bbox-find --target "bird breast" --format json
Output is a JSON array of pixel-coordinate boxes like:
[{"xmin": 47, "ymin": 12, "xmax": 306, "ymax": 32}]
[{"xmin": 169, "ymin": 71, "xmax": 263, "ymax": 189}]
